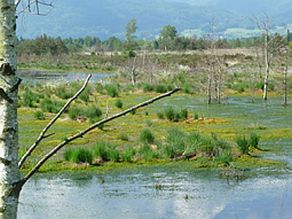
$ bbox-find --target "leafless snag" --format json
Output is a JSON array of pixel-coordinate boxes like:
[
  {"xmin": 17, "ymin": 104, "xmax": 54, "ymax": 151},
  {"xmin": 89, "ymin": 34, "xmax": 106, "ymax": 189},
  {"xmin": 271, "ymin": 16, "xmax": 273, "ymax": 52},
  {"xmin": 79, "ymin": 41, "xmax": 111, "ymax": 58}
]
[
  {"xmin": 16, "ymin": 0, "xmax": 53, "ymax": 15},
  {"xmin": 254, "ymin": 15, "xmax": 288, "ymax": 101}
]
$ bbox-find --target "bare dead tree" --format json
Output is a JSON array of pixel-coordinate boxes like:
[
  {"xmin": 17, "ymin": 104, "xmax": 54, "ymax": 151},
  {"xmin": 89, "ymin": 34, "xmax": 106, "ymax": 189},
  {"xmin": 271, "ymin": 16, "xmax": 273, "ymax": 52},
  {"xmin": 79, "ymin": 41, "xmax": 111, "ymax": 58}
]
[
  {"xmin": 203, "ymin": 17, "xmax": 226, "ymax": 104},
  {"xmin": 254, "ymin": 15, "xmax": 288, "ymax": 101},
  {"xmin": 131, "ymin": 56, "xmax": 138, "ymax": 85}
]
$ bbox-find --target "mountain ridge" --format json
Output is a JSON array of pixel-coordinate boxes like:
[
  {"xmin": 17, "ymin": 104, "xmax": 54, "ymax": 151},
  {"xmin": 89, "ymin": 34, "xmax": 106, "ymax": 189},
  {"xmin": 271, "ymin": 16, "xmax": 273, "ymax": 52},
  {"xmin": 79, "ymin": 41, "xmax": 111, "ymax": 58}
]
[{"xmin": 16, "ymin": 0, "xmax": 292, "ymax": 39}]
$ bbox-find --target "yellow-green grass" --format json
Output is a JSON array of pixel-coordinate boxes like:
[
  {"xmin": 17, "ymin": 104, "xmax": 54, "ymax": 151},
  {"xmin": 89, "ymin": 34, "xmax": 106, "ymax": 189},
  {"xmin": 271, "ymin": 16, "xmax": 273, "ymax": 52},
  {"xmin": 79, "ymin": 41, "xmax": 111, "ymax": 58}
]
[{"xmin": 18, "ymin": 88, "xmax": 292, "ymax": 173}]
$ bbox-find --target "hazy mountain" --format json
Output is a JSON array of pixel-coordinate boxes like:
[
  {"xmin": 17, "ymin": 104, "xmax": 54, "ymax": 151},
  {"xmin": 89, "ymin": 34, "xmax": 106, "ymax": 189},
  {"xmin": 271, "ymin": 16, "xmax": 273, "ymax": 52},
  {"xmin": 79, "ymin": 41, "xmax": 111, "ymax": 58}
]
[{"xmin": 16, "ymin": 0, "xmax": 292, "ymax": 39}]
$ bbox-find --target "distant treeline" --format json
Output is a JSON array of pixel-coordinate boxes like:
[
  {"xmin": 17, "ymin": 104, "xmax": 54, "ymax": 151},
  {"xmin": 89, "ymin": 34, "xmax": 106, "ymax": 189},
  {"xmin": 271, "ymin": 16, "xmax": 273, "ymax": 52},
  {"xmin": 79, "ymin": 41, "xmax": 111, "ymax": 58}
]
[{"xmin": 16, "ymin": 32, "xmax": 292, "ymax": 57}]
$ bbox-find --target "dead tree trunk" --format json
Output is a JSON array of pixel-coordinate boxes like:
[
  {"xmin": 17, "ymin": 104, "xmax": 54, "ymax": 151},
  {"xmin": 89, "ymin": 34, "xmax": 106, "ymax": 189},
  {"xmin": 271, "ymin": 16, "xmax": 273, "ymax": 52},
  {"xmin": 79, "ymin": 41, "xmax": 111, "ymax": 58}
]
[
  {"xmin": 0, "ymin": 1, "xmax": 21, "ymax": 218},
  {"xmin": 283, "ymin": 65, "xmax": 288, "ymax": 106},
  {"xmin": 263, "ymin": 29, "xmax": 270, "ymax": 101},
  {"xmin": 131, "ymin": 56, "xmax": 137, "ymax": 85},
  {"xmin": 207, "ymin": 65, "xmax": 213, "ymax": 104}
]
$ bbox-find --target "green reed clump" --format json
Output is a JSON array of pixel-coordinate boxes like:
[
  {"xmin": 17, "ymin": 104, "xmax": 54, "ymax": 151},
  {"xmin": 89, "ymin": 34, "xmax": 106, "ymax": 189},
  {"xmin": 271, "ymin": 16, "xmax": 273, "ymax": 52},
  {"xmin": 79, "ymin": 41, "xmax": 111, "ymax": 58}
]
[
  {"xmin": 115, "ymin": 99, "xmax": 123, "ymax": 108},
  {"xmin": 41, "ymin": 98, "xmax": 64, "ymax": 113},
  {"xmin": 79, "ymin": 87, "xmax": 91, "ymax": 102},
  {"xmin": 68, "ymin": 106, "xmax": 84, "ymax": 120},
  {"xmin": 85, "ymin": 105, "xmax": 102, "ymax": 123},
  {"xmin": 138, "ymin": 144, "xmax": 158, "ymax": 161},
  {"xmin": 143, "ymin": 83, "xmax": 154, "ymax": 92},
  {"xmin": 140, "ymin": 129, "xmax": 155, "ymax": 144},
  {"xmin": 94, "ymin": 141, "xmax": 120, "ymax": 162},
  {"xmin": 236, "ymin": 136, "xmax": 250, "ymax": 155},
  {"xmin": 122, "ymin": 146, "xmax": 136, "ymax": 162},
  {"xmin": 105, "ymin": 84, "xmax": 119, "ymax": 97},
  {"xmin": 64, "ymin": 148, "xmax": 93, "ymax": 164},
  {"xmin": 34, "ymin": 110, "xmax": 45, "ymax": 120},
  {"xmin": 22, "ymin": 88, "xmax": 44, "ymax": 107},
  {"xmin": 54, "ymin": 84, "xmax": 75, "ymax": 99},
  {"xmin": 249, "ymin": 132, "xmax": 260, "ymax": 149}
]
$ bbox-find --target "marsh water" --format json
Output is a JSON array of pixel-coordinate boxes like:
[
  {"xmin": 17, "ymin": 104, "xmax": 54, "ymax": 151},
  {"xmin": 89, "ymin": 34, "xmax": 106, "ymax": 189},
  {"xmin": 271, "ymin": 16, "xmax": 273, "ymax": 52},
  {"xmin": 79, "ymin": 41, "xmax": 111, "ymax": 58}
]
[
  {"xmin": 17, "ymin": 73, "xmax": 292, "ymax": 218},
  {"xmin": 18, "ymin": 165, "xmax": 292, "ymax": 219},
  {"xmin": 17, "ymin": 70, "xmax": 112, "ymax": 84}
]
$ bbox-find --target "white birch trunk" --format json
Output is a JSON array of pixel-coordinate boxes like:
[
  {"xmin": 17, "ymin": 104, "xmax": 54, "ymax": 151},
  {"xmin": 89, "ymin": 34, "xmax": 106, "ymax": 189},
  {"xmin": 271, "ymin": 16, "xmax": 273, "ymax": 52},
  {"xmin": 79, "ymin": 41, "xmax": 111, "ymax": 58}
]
[
  {"xmin": 0, "ymin": 0, "xmax": 21, "ymax": 218},
  {"xmin": 263, "ymin": 30, "xmax": 269, "ymax": 101}
]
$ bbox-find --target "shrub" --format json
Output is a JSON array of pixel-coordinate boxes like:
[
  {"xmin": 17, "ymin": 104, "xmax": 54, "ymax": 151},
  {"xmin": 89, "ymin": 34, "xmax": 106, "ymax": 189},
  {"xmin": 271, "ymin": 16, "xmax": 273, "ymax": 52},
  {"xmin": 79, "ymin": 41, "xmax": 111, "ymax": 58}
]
[
  {"xmin": 140, "ymin": 129, "xmax": 155, "ymax": 144},
  {"xmin": 105, "ymin": 84, "xmax": 119, "ymax": 97},
  {"xmin": 194, "ymin": 112, "xmax": 199, "ymax": 120},
  {"xmin": 115, "ymin": 99, "xmax": 123, "ymax": 108},
  {"xmin": 236, "ymin": 136, "xmax": 250, "ymax": 155},
  {"xmin": 34, "ymin": 110, "xmax": 45, "ymax": 120}
]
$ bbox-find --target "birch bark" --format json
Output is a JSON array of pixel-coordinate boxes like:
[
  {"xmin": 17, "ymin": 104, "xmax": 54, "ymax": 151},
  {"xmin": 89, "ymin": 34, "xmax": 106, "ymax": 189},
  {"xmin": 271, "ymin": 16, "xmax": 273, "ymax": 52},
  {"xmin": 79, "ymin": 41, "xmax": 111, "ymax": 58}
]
[{"xmin": 0, "ymin": 0, "xmax": 20, "ymax": 218}]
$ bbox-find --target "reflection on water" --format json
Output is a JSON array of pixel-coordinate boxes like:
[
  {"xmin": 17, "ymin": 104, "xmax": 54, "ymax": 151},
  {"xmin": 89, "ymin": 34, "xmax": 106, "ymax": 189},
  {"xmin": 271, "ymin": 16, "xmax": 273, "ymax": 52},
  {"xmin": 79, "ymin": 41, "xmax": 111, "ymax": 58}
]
[{"xmin": 18, "ymin": 167, "xmax": 292, "ymax": 219}]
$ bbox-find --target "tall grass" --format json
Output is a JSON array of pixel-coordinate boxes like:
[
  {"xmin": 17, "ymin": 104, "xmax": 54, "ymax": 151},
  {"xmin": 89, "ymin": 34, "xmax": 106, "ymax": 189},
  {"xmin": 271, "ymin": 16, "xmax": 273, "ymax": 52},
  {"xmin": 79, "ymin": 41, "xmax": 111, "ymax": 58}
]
[
  {"xmin": 64, "ymin": 148, "xmax": 93, "ymax": 164},
  {"xmin": 140, "ymin": 129, "xmax": 155, "ymax": 144},
  {"xmin": 22, "ymin": 88, "xmax": 44, "ymax": 107},
  {"xmin": 105, "ymin": 84, "xmax": 119, "ymax": 97},
  {"xmin": 236, "ymin": 136, "xmax": 250, "ymax": 155},
  {"xmin": 41, "ymin": 98, "xmax": 64, "ymax": 113},
  {"xmin": 94, "ymin": 141, "xmax": 120, "ymax": 162}
]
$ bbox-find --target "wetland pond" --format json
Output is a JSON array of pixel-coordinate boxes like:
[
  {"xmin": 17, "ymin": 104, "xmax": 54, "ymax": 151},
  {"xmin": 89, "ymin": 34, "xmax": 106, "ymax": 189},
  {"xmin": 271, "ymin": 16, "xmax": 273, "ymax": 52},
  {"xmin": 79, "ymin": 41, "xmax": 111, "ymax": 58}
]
[
  {"xmin": 16, "ymin": 72, "xmax": 292, "ymax": 218},
  {"xmin": 17, "ymin": 70, "xmax": 112, "ymax": 84}
]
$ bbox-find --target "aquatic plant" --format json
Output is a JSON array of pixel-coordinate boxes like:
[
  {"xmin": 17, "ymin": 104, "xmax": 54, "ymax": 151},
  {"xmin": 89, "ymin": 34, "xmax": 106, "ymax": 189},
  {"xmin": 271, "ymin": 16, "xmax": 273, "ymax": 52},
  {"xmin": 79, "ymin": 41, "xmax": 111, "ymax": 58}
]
[{"xmin": 236, "ymin": 136, "xmax": 250, "ymax": 155}]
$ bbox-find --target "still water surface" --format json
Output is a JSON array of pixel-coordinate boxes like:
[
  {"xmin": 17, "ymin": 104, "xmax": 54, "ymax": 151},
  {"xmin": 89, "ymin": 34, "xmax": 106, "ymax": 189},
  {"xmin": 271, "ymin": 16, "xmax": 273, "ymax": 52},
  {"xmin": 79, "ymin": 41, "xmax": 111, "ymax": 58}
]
[{"xmin": 18, "ymin": 167, "xmax": 292, "ymax": 219}]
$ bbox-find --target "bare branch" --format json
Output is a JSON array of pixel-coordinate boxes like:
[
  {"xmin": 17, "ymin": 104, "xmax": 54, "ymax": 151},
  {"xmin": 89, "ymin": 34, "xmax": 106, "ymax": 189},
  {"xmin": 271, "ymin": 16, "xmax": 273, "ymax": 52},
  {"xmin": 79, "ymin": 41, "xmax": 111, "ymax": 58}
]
[
  {"xmin": 18, "ymin": 74, "xmax": 92, "ymax": 168},
  {"xmin": 15, "ymin": 0, "xmax": 22, "ymax": 8},
  {"xmin": 21, "ymin": 88, "xmax": 181, "ymax": 185},
  {"xmin": 16, "ymin": 0, "xmax": 53, "ymax": 15}
]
